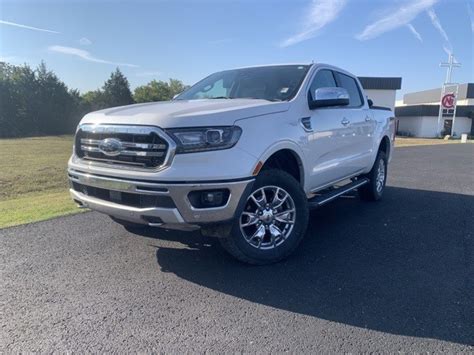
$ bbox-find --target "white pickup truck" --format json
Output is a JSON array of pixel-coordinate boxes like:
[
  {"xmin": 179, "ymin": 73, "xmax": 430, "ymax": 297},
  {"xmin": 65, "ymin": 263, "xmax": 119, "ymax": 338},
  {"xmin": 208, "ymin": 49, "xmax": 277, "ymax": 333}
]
[{"xmin": 68, "ymin": 63, "xmax": 395, "ymax": 264}]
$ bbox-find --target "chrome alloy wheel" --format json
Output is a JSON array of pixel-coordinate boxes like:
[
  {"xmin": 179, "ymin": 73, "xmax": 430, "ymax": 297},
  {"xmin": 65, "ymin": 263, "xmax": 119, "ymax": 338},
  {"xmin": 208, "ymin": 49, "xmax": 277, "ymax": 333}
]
[
  {"xmin": 376, "ymin": 159, "xmax": 386, "ymax": 193},
  {"xmin": 239, "ymin": 186, "xmax": 296, "ymax": 250}
]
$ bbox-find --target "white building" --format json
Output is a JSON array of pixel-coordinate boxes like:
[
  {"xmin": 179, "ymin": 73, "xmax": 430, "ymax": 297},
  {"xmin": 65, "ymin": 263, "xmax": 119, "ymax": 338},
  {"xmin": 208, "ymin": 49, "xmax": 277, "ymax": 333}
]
[
  {"xmin": 358, "ymin": 77, "xmax": 402, "ymax": 111},
  {"xmin": 395, "ymin": 83, "xmax": 474, "ymax": 138}
]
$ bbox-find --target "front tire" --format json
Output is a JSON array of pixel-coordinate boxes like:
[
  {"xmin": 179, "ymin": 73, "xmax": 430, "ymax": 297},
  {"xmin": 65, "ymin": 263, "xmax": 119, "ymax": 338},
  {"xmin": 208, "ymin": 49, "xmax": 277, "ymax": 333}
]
[
  {"xmin": 220, "ymin": 169, "xmax": 309, "ymax": 265},
  {"xmin": 359, "ymin": 151, "xmax": 387, "ymax": 201}
]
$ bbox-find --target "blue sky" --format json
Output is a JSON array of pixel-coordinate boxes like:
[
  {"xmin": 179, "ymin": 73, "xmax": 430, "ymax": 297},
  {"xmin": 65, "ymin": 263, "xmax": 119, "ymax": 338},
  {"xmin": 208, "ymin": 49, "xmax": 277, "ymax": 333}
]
[{"xmin": 0, "ymin": 0, "xmax": 472, "ymax": 98}]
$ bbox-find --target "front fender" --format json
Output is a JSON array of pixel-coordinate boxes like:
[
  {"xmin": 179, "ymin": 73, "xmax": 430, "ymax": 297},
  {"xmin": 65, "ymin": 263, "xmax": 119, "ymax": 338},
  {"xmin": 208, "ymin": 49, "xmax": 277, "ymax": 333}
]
[{"xmin": 252, "ymin": 140, "xmax": 308, "ymax": 192}]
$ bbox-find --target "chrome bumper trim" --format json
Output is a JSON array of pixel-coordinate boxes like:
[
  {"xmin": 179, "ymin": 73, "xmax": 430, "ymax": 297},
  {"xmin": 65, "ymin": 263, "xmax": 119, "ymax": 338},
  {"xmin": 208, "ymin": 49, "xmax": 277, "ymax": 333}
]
[
  {"xmin": 70, "ymin": 189, "xmax": 184, "ymax": 225},
  {"xmin": 68, "ymin": 169, "xmax": 254, "ymax": 226}
]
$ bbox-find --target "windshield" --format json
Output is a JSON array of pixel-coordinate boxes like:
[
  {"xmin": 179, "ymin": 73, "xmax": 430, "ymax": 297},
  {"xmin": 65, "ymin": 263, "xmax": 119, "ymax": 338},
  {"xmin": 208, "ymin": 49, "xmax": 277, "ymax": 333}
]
[{"xmin": 176, "ymin": 65, "xmax": 311, "ymax": 102}]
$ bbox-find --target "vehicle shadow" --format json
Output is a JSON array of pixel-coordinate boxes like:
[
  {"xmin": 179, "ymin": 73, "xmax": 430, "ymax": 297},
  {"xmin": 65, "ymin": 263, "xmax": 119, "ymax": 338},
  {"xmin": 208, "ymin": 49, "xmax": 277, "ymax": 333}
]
[{"xmin": 134, "ymin": 186, "xmax": 474, "ymax": 345}]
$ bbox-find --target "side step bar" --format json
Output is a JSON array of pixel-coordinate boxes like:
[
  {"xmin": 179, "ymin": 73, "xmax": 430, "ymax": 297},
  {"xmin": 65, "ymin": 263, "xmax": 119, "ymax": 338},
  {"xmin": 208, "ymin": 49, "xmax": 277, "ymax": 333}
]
[{"xmin": 308, "ymin": 178, "xmax": 369, "ymax": 209}]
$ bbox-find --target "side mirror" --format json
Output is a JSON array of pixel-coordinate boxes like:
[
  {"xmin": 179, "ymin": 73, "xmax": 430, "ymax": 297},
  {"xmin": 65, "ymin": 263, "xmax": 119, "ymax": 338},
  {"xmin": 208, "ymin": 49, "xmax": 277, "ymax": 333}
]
[
  {"xmin": 368, "ymin": 98, "xmax": 374, "ymax": 107},
  {"xmin": 309, "ymin": 87, "xmax": 350, "ymax": 109}
]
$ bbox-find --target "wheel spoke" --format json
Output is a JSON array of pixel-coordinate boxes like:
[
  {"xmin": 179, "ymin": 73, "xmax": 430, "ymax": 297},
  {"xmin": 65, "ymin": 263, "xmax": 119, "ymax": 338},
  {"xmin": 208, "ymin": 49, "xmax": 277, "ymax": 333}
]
[
  {"xmin": 252, "ymin": 224, "xmax": 266, "ymax": 238},
  {"xmin": 271, "ymin": 188, "xmax": 288, "ymax": 208},
  {"xmin": 250, "ymin": 188, "xmax": 267, "ymax": 208},
  {"xmin": 269, "ymin": 224, "xmax": 283, "ymax": 240},
  {"xmin": 274, "ymin": 209, "xmax": 295, "ymax": 224},
  {"xmin": 241, "ymin": 212, "xmax": 259, "ymax": 227},
  {"xmin": 250, "ymin": 225, "xmax": 266, "ymax": 247}
]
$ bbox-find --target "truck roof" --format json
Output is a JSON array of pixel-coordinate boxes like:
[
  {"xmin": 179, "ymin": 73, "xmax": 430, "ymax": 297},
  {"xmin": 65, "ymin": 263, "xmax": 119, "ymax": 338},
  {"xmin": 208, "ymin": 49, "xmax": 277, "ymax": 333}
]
[{"xmin": 228, "ymin": 63, "xmax": 313, "ymax": 70}]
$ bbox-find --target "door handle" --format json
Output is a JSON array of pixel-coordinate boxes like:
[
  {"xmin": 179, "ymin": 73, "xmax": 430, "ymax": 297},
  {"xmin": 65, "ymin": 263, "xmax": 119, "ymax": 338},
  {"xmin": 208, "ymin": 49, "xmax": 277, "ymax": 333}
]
[
  {"xmin": 341, "ymin": 118, "xmax": 350, "ymax": 126},
  {"xmin": 365, "ymin": 116, "xmax": 372, "ymax": 122}
]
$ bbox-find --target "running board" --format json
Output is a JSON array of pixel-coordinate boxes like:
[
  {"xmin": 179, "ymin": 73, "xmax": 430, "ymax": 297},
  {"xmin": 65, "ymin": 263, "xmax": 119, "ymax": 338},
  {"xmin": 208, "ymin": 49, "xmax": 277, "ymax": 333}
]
[{"xmin": 307, "ymin": 178, "xmax": 369, "ymax": 209}]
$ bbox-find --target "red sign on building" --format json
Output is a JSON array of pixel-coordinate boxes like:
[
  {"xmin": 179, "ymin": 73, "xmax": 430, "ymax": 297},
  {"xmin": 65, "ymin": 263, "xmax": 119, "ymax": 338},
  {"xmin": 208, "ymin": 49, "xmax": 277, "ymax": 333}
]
[{"xmin": 441, "ymin": 93, "xmax": 455, "ymax": 109}]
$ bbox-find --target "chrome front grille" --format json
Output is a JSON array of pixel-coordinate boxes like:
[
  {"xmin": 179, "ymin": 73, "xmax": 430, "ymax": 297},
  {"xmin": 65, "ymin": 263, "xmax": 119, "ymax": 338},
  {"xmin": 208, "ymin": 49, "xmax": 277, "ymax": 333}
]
[{"xmin": 75, "ymin": 125, "xmax": 175, "ymax": 170}]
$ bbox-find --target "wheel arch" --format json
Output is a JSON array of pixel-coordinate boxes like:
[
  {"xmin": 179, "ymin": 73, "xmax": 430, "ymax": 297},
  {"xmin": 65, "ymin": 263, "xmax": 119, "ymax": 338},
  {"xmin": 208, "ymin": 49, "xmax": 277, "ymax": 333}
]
[
  {"xmin": 256, "ymin": 142, "xmax": 306, "ymax": 189},
  {"xmin": 379, "ymin": 135, "xmax": 391, "ymax": 159}
]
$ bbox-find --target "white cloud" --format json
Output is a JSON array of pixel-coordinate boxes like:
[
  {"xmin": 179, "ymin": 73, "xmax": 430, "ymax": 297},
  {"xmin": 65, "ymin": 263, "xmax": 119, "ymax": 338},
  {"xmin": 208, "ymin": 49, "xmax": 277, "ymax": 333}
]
[
  {"xmin": 280, "ymin": 0, "xmax": 347, "ymax": 47},
  {"xmin": 48, "ymin": 45, "xmax": 138, "ymax": 68},
  {"xmin": 79, "ymin": 37, "xmax": 92, "ymax": 46},
  {"xmin": 427, "ymin": 9, "xmax": 449, "ymax": 42},
  {"xmin": 469, "ymin": 3, "xmax": 474, "ymax": 32},
  {"xmin": 356, "ymin": 0, "xmax": 438, "ymax": 41},
  {"xmin": 406, "ymin": 23, "xmax": 423, "ymax": 42},
  {"xmin": 427, "ymin": 9, "xmax": 452, "ymax": 54},
  {"xmin": 0, "ymin": 19, "xmax": 59, "ymax": 34},
  {"xmin": 136, "ymin": 71, "xmax": 162, "ymax": 77}
]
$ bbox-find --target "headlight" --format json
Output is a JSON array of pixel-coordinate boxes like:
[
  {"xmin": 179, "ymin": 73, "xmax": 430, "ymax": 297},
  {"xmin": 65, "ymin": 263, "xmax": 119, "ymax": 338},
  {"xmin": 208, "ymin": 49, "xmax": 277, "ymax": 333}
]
[{"xmin": 166, "ymin": 126, "xmax": 242, "ymax": 154}]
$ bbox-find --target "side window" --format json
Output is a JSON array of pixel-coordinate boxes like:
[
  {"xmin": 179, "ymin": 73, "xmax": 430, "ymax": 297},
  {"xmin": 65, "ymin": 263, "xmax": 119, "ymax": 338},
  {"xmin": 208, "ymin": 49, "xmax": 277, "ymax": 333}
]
[
  {"xmin": 335, "ymin": 72, "xmax": 363, "ymax": 107},
  {"xmin": 309, "ymin": 69, "xmax": 337, "ymax": 99}
]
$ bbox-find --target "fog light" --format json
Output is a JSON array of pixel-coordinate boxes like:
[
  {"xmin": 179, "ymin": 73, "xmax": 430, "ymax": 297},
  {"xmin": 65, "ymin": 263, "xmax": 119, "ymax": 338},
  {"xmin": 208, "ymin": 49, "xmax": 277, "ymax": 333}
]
[
  {"xmin": 201, "ymin": 191, "xmax": 223, "ymax": 206},
  {"xmin": 188, "ymin": 189, "xmax": 230, "ymax": 209}
]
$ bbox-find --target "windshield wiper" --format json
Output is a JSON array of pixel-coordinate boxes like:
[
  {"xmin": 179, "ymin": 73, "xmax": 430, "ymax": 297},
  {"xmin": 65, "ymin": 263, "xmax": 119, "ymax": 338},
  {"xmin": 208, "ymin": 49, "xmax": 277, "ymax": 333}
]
[{"xmin": 209, "ymin": 96, "xmax": 233, "ymax": 99}]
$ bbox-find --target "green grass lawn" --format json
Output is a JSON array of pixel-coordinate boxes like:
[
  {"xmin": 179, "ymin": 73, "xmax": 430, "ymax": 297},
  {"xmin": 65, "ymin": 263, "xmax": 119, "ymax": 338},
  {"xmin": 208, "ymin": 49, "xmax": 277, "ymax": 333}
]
[{"xmin": 0, "ymin": 135, "xmax": 83, "ymax": 228}]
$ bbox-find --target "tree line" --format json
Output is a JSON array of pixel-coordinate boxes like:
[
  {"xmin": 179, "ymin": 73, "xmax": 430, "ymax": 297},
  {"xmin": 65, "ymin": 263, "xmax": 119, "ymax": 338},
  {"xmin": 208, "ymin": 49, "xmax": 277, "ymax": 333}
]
[{"xmin": 0, "ymin": 61, "xmax": 188, "ymax": 138}]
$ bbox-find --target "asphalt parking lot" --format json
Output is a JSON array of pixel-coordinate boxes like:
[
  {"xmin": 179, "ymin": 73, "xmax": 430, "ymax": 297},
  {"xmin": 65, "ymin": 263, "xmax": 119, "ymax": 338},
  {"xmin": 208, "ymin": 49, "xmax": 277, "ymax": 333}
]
[{"xmin": 1, "ymin": 144, "xmax": 473, "ymax": 352}]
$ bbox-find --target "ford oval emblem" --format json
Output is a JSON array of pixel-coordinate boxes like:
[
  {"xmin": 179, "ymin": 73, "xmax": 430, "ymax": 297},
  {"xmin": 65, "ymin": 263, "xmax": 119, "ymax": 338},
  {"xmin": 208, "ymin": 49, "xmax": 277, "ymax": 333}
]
[{"xmin": 98, "ymin": 138, "xmax": 123, "ymax": 156}]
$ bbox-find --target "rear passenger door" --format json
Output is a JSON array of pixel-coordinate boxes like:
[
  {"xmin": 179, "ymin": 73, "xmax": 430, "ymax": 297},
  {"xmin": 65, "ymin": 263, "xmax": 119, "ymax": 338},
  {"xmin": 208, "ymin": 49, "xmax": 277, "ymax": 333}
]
[{"xmin": 333, "ymin": 71, "xmax": 374, "ymax": 173}]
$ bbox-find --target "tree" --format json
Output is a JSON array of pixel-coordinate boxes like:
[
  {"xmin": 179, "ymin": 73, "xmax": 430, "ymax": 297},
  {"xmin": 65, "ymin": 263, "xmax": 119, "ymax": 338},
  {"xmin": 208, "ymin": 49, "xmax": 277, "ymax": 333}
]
[
  {"xmin": 35, "ymin": 62, "xmax": 76, "ymax": 135},
  {"xmin": 0, "ymin": 61, "xmax": 187, "ymax": 138},
  {"xmin": 102, "ymin": 68, "xmax": 134, "ymax": 107},
  {"xmin": 134, "ymin": 78, "xmax": 187, "ymax": 103},
  {"xmin": 0, "ymin": 61, "xmax": 84, "ymax": 137},
  {"xmin": 168, "ymin": 79, "xmax": 187, "ymax": 98},
  {"xmin": 0, "ymin": 62, "xmax": 40, "ymax": 137},
  {"xmin": 81, "ymin": 90, "xmax": 108, "ymax": 112}
]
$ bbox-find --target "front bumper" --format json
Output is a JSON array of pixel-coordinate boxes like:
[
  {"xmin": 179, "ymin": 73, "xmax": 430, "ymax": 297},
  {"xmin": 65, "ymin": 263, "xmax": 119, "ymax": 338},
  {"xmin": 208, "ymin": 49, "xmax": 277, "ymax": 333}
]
[{"xmin": 68, "ymin": 169, "xmax": 254, "ymax": 230}]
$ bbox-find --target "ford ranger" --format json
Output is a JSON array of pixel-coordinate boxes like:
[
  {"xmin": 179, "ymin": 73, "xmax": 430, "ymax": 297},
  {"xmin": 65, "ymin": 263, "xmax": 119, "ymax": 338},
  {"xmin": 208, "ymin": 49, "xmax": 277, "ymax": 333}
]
[{"xmin": 68, "ymin": 64, "xmax": 395, "ymax": 264}]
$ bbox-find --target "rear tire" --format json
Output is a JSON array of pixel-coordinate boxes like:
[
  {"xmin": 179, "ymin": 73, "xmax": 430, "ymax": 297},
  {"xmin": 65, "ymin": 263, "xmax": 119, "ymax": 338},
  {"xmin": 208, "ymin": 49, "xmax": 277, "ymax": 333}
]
[
  {"xmin": 219, "ymin": 169, "xmax": 309, "ymax": 265},
  {"xmin": 359, "ymin": 151, "xmax": 387, "ymax": 201}
]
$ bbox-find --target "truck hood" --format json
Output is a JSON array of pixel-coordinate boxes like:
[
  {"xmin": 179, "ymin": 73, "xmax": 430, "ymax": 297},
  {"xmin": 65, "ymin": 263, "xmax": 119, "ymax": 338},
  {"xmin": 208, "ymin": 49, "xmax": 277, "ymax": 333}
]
[{"xmin": 79, "ymin": 99, "xmax": 290, "ymax": 128}]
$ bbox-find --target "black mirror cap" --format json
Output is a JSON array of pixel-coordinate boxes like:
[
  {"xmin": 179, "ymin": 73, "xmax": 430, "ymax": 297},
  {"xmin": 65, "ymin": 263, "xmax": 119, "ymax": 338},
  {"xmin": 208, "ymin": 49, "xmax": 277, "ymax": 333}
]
[
  {"xmin": 368, "ymin": 99, "xmax": 374, "ymax": 107},
  {"xmin": 308, "ymin": 97, "xmax": 350, "ymax": 110}
]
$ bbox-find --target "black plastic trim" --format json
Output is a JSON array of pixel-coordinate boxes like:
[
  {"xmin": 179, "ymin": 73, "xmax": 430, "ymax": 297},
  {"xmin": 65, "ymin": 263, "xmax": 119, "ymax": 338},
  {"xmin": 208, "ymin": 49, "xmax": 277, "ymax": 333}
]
[
  {"xmin": 358, "ymin": 77, "xmax": 402, "ymax": 90},
  {"xmin": 395, "ymin": 105, "xmax": 474, "ymax": 118},
  {"xmin": 371, "ymin": 106, "xmax": 392, "ymax": 111}
]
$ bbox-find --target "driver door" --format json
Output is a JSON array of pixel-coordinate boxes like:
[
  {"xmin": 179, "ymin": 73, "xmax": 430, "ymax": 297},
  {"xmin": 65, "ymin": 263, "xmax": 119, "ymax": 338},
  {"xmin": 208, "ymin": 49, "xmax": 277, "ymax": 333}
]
[{"xmin": 303, "ymin": 69, "xmax": 357, "ymax": 190}]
